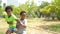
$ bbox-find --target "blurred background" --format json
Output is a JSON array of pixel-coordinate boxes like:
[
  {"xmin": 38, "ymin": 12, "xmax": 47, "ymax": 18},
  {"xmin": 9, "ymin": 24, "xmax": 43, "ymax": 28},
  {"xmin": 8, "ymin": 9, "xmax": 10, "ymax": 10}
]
[
  {"xmin": 0, "ymin": 0, "xmax": 60, "ymax": 34},
  {"xmin": 0, "ymin": 0, "xmax": 60, "ymax": 20}
]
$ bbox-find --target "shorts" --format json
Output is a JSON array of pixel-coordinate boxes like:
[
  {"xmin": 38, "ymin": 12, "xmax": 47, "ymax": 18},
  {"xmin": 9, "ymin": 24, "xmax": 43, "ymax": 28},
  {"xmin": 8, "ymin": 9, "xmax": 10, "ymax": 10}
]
[{"xmin": 8, "ymin": 28, "xmax": 17, "ymax": 33}]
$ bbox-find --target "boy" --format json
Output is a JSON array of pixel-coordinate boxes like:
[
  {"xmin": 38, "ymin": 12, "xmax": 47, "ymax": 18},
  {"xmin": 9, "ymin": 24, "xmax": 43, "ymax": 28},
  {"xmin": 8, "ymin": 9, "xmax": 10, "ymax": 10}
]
[
  {"xmin": 4, "ymin": 6, "xmax": 18, "ymax": 34},
  {"xmin": 16, "ymin": 11, "xmax": 27, "ymax": 34}
]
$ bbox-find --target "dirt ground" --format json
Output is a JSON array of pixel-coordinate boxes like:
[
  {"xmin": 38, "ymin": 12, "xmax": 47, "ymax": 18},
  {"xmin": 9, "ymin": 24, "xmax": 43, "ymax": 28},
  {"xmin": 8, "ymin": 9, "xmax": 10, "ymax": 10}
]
[{"xmin": 0, "ymin": 18, "xmax": 60, "ymax": 34}]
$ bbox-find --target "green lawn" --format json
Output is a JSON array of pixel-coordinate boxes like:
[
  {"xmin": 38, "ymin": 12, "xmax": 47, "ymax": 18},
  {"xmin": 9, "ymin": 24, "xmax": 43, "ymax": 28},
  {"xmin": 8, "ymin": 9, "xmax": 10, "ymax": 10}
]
[{"xmin": 46, "ymin": 24, "xmax": 60, "ymax": 33}]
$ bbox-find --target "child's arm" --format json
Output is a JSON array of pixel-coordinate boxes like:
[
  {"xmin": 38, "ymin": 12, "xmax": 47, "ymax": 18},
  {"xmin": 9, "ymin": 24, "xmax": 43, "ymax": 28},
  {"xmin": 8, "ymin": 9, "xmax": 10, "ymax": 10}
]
[
  {"xmin": 16, "ymin": 19, "xmax": 27, "ymax": 28},
  {"xmin": 20, "ymin": 21, "xmax": 26, "ymax": 28},
  {"xmin": 7, "ymin": 22, "xmax": 13, "ymax": 24},
  {"xmin": 20, "ymin": 19, "xmax": 27, "ymax": 28}
]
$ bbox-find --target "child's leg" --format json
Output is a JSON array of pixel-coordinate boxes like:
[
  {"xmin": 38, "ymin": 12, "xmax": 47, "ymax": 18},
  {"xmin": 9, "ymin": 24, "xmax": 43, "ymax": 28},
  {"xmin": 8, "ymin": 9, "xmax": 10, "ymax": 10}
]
[
  {"xmin": 6, "ymin": 28, "xmax": 13, "ymax": 34},
  {"xmin": 6, "ymin": 30, "xmax": 11, "ymax": 34}
]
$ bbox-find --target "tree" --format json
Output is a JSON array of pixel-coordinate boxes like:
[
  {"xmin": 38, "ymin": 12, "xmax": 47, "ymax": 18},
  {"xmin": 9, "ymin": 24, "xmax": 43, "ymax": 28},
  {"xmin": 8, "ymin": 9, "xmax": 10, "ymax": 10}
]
[
  {"xmin": 51, "ymin": 0, "xmax": 60, "ymax": 20},
  {"xmin": 0, "ymin": 1, "xmax": 2, "ymax": 16},
  {"xmin": 40, "ymin": 1, "xmax": 49, "ymax": 8},
  {"xmin": 10, "ymin": 5, "xmax": 20, "ymax": 17},
  {"xmin": 39, "ymin": 1, "xmax": 50, "ymax": 18},
  {"xmin": 9, "ymin": 0, "xmax": 38, "ymax": 18},
  {"xmin": 19, "ymin": 0, "xmax": 38, "ymax": 18}
]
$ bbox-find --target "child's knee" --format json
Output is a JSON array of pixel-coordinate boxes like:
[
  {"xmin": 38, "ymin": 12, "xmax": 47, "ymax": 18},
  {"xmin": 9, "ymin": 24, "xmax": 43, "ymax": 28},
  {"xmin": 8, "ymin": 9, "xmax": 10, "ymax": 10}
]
[{"xmin": 6, "ymin": 30, "xmax": 11, "ymax": 34}]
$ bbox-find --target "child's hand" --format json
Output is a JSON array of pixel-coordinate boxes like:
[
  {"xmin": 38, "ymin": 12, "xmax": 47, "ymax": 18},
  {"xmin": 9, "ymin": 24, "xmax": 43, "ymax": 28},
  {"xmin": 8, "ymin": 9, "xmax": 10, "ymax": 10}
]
[
  {"xmin": 18, "ymin": 23, "xmax": 26, "ymax": 28},
  {"xmin": 22, "ymin": 25, "xmax": 26, "ymax": 28},
  {"xmin": 7, "ymin": 22, "xmax": 13, "ymax": 24}
]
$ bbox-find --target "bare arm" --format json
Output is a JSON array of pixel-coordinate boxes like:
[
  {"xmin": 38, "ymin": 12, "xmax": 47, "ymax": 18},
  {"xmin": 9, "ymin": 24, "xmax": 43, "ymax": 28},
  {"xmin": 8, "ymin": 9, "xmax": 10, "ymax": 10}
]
[
  {"xmin": 15, "ymin": 19, "xmax": 26, "ymax": 28},
  {"xmin": 7, "ymin": 22, "xmax": 13, "ymax": 25},
  {"xmin": 20, "ymin": 21, "xmax": 26, "ymax": 28}
]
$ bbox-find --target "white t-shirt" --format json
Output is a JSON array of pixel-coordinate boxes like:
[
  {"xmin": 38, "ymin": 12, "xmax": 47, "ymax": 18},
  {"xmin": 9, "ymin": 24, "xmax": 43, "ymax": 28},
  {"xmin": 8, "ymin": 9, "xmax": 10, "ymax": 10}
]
[{"xmin": 17, "ymin": 19, "xmax": 27, "ymax": 33}]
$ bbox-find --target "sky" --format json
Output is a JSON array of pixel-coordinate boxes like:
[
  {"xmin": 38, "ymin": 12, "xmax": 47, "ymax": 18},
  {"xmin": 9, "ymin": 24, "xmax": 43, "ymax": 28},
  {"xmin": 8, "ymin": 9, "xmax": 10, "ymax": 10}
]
[
  {"xmin": 2, "ymin": 0, "xmax": 52, "ymax": 6},
  {"xmin": 18, "ymin": 0, "xmax": 52, "ymax": 6}
]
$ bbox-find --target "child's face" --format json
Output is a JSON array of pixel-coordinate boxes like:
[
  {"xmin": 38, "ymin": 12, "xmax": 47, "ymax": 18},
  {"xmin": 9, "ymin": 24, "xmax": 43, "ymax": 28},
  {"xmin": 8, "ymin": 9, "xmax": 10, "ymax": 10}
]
[
  {"xmin": 21, "ymin": 13, "xmax": 26, "ymax": 19},
  {"xmin": 6, "ymin": 9, "xmax": 11, "ymax": 16}
]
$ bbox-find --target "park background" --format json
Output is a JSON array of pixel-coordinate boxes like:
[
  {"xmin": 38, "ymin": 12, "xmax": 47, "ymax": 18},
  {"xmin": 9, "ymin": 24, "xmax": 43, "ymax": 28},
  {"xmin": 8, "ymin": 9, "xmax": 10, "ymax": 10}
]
[{"xmin": 0, "ymin": 0, "xmax": 60, "ymax": 34}]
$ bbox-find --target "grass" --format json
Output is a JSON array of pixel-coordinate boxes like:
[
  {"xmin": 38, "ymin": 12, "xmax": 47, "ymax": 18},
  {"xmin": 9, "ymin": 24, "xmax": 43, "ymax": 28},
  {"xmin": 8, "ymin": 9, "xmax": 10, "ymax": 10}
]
[{"xmin": 46, "ymin": 24, "xmax": 60, "ymax": 33}]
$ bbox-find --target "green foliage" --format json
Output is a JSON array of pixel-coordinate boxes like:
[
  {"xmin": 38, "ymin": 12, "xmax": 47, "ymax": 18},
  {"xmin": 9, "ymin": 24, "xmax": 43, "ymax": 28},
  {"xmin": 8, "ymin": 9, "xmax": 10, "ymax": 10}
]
[
  {"xmin": 39, "ymin": 0, "xmax": 60, "ymax": 20},
  {"xmin": 10, "ymin": 0, "xmax": 38, "ymax": 18},
  {"xmin": 40, "ymin": 1, "xmax": 49, "ymax": 8},
  {"xmin": 0, "ymin": 6, "xmax": 2, "ymax": 11},
  {"xmin": 52, "ymin": 0, "xmax": 60, "ymax": 20},
  {"xmin": 0, "ymin": 2, "xmax": 3, "ymax": 16},
  {"xmin": 0, "ymin": 0, "xmax": 59, "ymax": 19},
  {"xmin": 40, "ymin": 5, "xmax": 51, "ymax": 14},
  {"xmin": 10, "ymin": 5, "xmax": 20, "ymax": 17}
]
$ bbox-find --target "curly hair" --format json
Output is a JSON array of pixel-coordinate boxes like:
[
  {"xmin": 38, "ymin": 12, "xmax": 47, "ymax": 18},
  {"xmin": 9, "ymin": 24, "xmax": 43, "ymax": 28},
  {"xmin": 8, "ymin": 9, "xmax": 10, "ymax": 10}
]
[
  {"xmin": 20, "ymin": 11, "xmax": 26, "ymax": 15},
  {"xmin": 5, "ymin": 6, "xmax": 13, "ymax": 11}
]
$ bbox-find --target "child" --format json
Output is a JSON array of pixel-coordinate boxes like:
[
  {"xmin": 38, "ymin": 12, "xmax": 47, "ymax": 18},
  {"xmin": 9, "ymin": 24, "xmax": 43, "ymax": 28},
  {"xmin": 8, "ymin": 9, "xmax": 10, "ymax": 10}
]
[
  {"xmin": 16, "ymin": 11, "xmax": 27, "ymax": 34},
  {"xmin": 4, "ymin": 6, "xmax": 18, "ymax": 34}
]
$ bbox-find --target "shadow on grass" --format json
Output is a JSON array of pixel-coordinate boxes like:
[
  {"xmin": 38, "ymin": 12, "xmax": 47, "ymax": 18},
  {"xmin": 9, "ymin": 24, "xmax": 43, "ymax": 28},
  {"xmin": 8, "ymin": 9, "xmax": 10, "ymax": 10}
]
[
  {"xmin": 39, "ymin": 24, "xmax": 60, "ymax": 33},
  {"xmin": 43, "ymin": 18, "xmax": 60, "ymax": 22},
  {"xmin": 0, "ymin": 32, "xmax": 4, "ymax": 34}
]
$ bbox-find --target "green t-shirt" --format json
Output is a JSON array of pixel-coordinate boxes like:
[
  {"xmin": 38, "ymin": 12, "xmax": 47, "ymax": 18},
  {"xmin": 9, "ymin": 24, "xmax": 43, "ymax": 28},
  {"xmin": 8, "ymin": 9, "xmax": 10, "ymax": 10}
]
[{"xmin": 3, "ymin": 12, "xmax": 17, "ymax": 28}]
